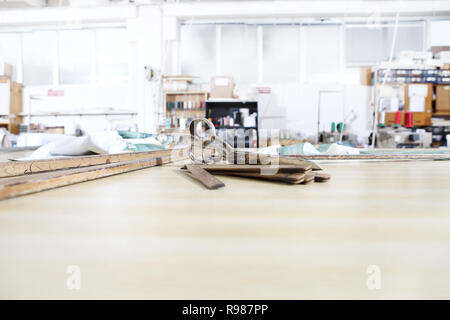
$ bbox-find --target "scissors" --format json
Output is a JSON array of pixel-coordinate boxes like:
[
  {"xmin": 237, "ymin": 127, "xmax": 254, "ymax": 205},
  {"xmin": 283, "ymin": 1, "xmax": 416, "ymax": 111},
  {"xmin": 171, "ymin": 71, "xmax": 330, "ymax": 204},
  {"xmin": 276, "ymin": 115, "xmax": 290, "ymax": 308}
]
[
  {"xmin": 189, "ymin": 118, "xmax": 234, "ymax": 164},
  {"xmin": 188, "ymin": 118, "xmax": 322, "ymax": 169},
  {"xmin": 189, "ymin": 118, "xmax": 256, "ymax": 165}
]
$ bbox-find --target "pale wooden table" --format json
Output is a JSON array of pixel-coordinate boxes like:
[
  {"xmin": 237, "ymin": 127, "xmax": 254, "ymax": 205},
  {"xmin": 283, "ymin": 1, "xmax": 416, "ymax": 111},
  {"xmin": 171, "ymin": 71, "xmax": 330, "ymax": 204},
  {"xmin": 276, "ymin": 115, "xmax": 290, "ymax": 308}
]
[{"xmin": 0, "ymin": 160, "xmax": 449, "ymax": 299}]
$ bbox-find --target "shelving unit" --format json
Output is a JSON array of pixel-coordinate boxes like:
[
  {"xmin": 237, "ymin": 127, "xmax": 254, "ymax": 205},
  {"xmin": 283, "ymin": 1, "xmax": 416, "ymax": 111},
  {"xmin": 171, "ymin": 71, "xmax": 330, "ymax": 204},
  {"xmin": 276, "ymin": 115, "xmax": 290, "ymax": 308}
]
[
  {"xmin": 206, "ymin": 100, "xmax": 258, "ymax": 148},
  {"xmin": 372, "ymin": 66, "xmax": 450, "ymax": 147},
  {"xmin": 20, "ymin": 111, "xmax": 137, "ymax": 117},
  {"xmin": 163, "ymin": 91, "xmax": 208, "ymax": 131}
]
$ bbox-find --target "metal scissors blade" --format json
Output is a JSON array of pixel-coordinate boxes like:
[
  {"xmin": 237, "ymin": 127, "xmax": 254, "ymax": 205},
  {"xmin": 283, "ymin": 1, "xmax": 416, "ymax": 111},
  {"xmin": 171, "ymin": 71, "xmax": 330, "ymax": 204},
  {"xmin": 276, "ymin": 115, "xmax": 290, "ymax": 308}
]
[{"xmin": 189, "ymin": 118, "xmax": 233, "ymax": 164}]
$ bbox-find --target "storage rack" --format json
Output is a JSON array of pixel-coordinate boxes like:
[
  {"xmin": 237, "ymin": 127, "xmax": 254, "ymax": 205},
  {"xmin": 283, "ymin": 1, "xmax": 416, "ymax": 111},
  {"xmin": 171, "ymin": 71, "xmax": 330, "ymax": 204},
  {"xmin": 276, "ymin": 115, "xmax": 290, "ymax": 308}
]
[
  {"xmin": 163, "ymin": 91, "xmax": 208, "ymax": 130},
  {"xmin": 372, "ymin": 66, "xmax": 450, "ymax": 147},
  {"xmin": 205, "ymin": 100, "xmax": 258, "ymax": 148}
]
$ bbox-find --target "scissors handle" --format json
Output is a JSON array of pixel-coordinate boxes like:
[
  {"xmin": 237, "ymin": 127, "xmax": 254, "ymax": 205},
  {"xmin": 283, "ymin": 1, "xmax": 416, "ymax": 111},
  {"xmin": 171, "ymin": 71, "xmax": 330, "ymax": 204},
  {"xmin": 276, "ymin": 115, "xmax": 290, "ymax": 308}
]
[
  {"xmin": 189, "ymin": 118, "xmax": 216, "ymax": 141},
  {"xmin": 189, "ymin": 118, "xmax": 234, "ymax": 164}
]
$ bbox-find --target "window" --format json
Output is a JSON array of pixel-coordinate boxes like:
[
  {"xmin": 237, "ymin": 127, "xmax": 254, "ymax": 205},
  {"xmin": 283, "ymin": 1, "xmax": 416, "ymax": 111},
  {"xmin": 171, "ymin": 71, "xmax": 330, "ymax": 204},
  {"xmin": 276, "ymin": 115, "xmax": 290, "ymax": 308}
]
[
  {"xmin": 429, "ymin": 20, "xmax": 450, "ymax": 46},
  {"xmin": 0, "ymin": 33, "xmax": 21, "ymax": 82},
  {"xmin": 22, "ymin": 31, "xmax": 56, "ymax": 86},
  {"xmin": 263, "ymin": 25, "xmax": 299, "ymax": 82},
  {"xmin": 221, "ymin": 24, "xmax": 258, "ymax": 83},
  {"xmin": 304, "ymin": 25, "xmax": 340, "ymax": 83},
  {"xmin": 180, "ymin": 24, "xmax": 216, "ymax": 83},
  {"xmin": 95, "ymin": 28, "xmax": 129, "ymax": 84},
  {"xmin": 2, "ymin": 27, "xmax": 129, "ymax": 86},
  {"xmin": 58, "ymin": 30, "xmax": 93, "ymax": 85},
  {"xmin": 345, "ymin": 23, "xmax": 425, "ymax": 66},
  {"xmin": 178, "ymin": 20, "xmax": 430, "ymax": 85}
]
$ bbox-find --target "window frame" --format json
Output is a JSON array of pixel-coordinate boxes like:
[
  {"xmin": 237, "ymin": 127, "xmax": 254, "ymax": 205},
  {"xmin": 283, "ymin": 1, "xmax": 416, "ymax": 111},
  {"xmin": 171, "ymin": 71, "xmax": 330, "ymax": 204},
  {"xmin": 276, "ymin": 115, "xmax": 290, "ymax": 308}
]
[
  {"xmin": 0, "ymin": 25, "xmax": 129, "ymax": 87},
  {"xmin": 344, "ymin": 21, "xmax": 427, "ymax": 68},
  {"xmin": 178, "ymin": 19, "xmax": 431, "ymax": 85}
]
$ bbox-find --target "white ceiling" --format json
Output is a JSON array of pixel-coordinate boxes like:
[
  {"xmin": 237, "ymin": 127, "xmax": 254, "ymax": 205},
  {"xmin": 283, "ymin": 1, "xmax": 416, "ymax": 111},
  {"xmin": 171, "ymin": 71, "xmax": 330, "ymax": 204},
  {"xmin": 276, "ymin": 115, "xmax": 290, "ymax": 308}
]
[{"xmin": 0, "ymin": 0, "xmax": 444, "ymax": 10}]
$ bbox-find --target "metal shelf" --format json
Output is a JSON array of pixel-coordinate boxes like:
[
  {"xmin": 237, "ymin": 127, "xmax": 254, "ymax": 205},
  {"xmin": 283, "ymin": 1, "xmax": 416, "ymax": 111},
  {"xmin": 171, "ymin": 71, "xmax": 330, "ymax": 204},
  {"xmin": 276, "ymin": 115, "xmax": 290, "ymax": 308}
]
[
  {"xmin": 19, "ymin": 112, "xmax": 137, "ymax": 117},
  {"xmin": 164, "ymin": 91, "xmax": 208, "ymax": 95}
]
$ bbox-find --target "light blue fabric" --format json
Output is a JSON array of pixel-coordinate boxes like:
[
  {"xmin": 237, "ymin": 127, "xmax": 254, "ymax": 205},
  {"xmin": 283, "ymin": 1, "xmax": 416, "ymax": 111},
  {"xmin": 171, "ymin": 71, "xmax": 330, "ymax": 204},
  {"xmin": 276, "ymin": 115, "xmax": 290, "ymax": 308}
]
[{"xmin": 119, "ymin": 131, "xmax": 173, "ymax": 152}]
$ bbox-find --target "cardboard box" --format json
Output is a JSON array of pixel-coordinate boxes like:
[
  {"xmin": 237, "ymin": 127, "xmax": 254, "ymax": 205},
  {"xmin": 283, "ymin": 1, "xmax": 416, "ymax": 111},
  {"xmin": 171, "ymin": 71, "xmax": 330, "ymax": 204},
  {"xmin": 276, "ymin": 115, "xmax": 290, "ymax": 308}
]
[
  {"xmin": 409, "ymin": 112, "xmax": 431, "ymax": 126},
  {"xmin": 378, "ymin": 84, "xmax": 405, "ymax": 113},
  {"xmin": 404, "ymin": 83, "xmax": 432, "ymax": 126},
  {"xmin": 360, "ymin": 67, "xmax": 372, "ymax": 86},
  {"xmin": 380, "ymin": 112, "xmax": 404, "ymax": 125},
  {"xmin": 210, "ymin": 76, "xmax": 234, "ymax": 98},
  {"xmin": 436, "ymin": 85, "xmax": 450, "ymax": 112},
  {"xmin": 399, "ymin": 50, "xmax": 432, "ymax": 60},
  {"xmin": 429, "ymin": 46, "xmax": 450, "ymax": 57},
  {"xmin": 436, "ymin": 51, "xmax": 450, "ymax": 62},
  {"xmin": 0, "ymin": 62, "xmax": 12, "ymax": 79}
]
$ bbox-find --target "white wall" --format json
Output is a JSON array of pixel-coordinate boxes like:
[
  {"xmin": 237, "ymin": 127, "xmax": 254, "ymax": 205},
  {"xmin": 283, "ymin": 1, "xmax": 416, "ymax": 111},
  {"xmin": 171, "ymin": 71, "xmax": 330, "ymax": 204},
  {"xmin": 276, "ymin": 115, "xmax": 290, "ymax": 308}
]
[
  {"xmin": 128, "ymin": 5, "xmax": 163, "ymax": 133},
  {"xmin": 255, "ymin": 83, "xmax": 371, "ymax": 140},
  {"xmin": 22, "ymin": 84, "xmax": 134, "ymax": 133},
  {"xmin": 429, "ymin": 20, "xmax": 450, "ymax": 46}
]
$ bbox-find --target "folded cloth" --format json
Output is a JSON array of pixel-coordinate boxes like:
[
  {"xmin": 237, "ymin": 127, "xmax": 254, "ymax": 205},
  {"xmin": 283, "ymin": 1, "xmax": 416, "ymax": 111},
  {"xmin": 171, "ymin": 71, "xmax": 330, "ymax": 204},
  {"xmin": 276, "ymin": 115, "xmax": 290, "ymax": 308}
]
[
  {"xmin": 88, "ymin": 131, "xmax": 127, "ymax": 154},
  {"xmin": 15, "ymin": 131, "xmax": 173, "ymax": 161},
  {"xmin": 17, "ymin": 133, "xmax": 69, "ymax": 147},
  {"xmin": 278, "ymin": 142, "xmax": 321, "ymax": 156},
  {"xmin": 318, "ymin": 143, "xmax": 360, "ymax": 155},
  {"xmin": 17, "ymin": 135, "xmax": 91, "ymax": 160}
]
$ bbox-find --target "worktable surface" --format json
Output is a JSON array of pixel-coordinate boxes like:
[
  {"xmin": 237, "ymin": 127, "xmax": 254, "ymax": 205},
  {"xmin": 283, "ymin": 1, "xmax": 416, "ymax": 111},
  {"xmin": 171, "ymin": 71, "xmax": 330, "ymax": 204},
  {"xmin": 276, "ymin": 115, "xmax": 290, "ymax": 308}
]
[{"xmin": 1, "ymin": 160, "xmax": 450, "ymax": 299}]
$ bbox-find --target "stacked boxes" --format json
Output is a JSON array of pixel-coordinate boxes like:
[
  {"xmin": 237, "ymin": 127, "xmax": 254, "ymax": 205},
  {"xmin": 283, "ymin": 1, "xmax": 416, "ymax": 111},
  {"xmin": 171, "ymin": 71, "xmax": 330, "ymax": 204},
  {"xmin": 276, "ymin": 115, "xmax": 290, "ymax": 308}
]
[
  {"xmin": 436, "ymin": 85, "xmax": 450, "ymax": 113},
  {"xmin": 404, "ymin": 84, "xmax": 433, "ymax": 126},
  {"xmin": 378, "ymin": 83, "xmax": 433, "ymax": 126},
  {"xmin": 376, "ymin": 69, "xmax": 448, "ymax": 84}
]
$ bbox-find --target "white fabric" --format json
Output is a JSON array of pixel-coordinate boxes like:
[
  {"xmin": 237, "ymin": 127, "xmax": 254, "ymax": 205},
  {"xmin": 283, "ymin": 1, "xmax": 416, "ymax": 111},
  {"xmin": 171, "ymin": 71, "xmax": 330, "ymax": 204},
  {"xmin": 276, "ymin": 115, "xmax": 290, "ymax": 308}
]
[
  {"xmin": 17, "ymin": 131, "xmax": 129, "ymax": 160},
  {"xmin": 256, "ymin": 145, "xmax": 280, "ymax": 156},
  {"xmin": 17, "ymin": 133, "xmax": 69, "ymax": 147},
  {"xmin": 87, "ymin": 131, "xmax": 127, "ymax": 154},
  {"xmin": 302, "ymin": 142, "xmax": 322, "ymax": 155},
  {"xmin": 323, "ymin": 143, "xmax": 360, "ymax": 155}
]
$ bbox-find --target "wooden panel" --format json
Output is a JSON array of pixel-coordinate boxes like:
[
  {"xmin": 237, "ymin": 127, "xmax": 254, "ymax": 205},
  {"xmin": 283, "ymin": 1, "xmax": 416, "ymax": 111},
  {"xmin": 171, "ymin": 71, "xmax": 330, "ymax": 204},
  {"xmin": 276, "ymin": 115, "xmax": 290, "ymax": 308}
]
[
  {"xmin": 0, "ymin": 148, "xmax": 188, "ymax": 178},
  {"xmin": 8, "ymin": 81, "xmax": 22, "ymax": 134},
  {"xmin": 185, "ymin": 164, "xmax": 225, "ymax": 189},
  {"xmin": 9, "ymin": 81, "xmax": 22, "ymax": 115},
  {"xmin": 0, "ymin": 154, "xmax": 181, "ymax": 200}
]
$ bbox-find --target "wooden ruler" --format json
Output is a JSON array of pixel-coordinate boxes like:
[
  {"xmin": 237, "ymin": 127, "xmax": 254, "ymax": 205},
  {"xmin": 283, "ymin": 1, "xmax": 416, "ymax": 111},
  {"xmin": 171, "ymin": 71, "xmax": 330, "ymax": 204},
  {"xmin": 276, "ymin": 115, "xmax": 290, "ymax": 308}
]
[
  {"xmin": 288, "ymin": 154, "xmax": 450, "ymax": 161},
  {"xmin": 0, "ymin": 148, "xmax": 187, "ymax": 178},
  {"xmin": 181, "ymin": 161, "xmax": 332, "ymax": 185},
  {"xmin": 312, "ymin": 172, "xmax": 331, "ymax": 182},
  {"xmin": 199, "ymin": 147, "xmax": 322, "ymax": 170},
  {"xmin": 234, "ymin": 152, "xmax": 322, "ymax": 170},
  {"xmin": 0, "ymin": 154, "xmax": 184, "ymax": 201},
  {"xmin": 194, "ymin": 164, "xmax": 313, "ymax": 173},
  {"xmin": 277, "ymin": 155, "xmax": 322, "ymax": 170},
  {"xmin": 185, "ymin": 164, "xmax": 225, "ymax": 190},
  {"xmin": 210, "ymin": 171, "xmax": 306, "ymax": 184}
]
